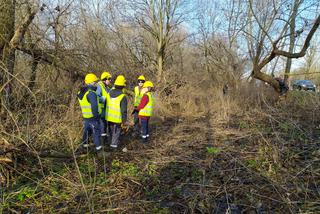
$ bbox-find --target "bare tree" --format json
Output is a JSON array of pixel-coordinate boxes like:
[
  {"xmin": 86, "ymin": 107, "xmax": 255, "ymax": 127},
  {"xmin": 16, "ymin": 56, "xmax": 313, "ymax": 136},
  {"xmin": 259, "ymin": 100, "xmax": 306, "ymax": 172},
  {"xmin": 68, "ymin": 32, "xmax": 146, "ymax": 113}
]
[
  {"xmin": 195, "ymin": 0, "xmax": 219, "ymax": 76},
  {"xmin": 129, "ymin": 0, "xmax": 186, "ymax": 83},
  {"xmin": 0, "ymin": 0, "xmax": 16, "ymax": 107},
  {"xmin": 0, "ymin": 1, "xmax": 41, "ymax": 108},
  {"xmin": 245, "ymin": 0, "xmax": 320, "ymax": 92},
  {"xmin": 283, "ymin": 0, "xmax": 302, "ymax": 83},
  {"xmin": 302, "ymin": 43, "xmax": 318, "ymax": 79},
  {"xmin": 195, "ymin": 0, "xmax": 245, "ymax": 87},
  {"xmin": 225, "ymin": 0, "xmax": 247, "ymax": 49}
]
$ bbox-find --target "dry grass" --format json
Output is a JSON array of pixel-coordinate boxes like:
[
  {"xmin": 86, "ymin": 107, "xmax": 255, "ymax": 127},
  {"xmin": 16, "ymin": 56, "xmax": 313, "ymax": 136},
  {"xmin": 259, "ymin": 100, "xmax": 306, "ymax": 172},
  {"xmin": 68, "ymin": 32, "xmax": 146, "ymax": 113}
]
[{"xmin": 1, "ymin": 81, "xmax": 320, "ymax": 213}]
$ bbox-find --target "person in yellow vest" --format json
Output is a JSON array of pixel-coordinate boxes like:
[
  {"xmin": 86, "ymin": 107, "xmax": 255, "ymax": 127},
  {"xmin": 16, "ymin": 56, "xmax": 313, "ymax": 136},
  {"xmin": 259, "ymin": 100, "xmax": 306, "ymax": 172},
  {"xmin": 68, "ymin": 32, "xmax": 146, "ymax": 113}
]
[
  {"xmin": 106, "ymin": 75, "xmax": 129, "ymax": 148},
  {"xmin": 110, "ymin": 78, "xmax": 134, "ymax": 97},
  {"xmin": 133, "ymin": 81, "xmax": 154, "ymax": 144},
  {"xmin": 132, "ymin": 75, "xmax": 146, "ymax": 136},
  {"xmin": 96, "ymin": 71, "xmax": 112, "ymax": 138},
  {"xmin": 77, "ymin": 73, "xmax": 102, "ymax": 152}
]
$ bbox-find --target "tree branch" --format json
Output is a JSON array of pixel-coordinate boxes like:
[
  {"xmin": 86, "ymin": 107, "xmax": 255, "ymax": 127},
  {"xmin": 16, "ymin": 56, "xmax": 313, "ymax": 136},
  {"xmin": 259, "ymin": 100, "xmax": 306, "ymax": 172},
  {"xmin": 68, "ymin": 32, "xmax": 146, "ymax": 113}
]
[
  {"xmin": 9, "ymin": 6, "xmax": 43, "ymax": 49},
  {"xmin": 273, "ymin": 15, "xmax": 320, "ymax": 58}
]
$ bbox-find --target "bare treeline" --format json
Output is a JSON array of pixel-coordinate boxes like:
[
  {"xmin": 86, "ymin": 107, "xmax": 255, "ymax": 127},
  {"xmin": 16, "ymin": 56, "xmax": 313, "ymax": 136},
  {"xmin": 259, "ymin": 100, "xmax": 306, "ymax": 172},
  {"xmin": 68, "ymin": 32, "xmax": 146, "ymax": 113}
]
[{"xmin": 0, "ymin": 0, "xmax": 320, "ymax": 108}]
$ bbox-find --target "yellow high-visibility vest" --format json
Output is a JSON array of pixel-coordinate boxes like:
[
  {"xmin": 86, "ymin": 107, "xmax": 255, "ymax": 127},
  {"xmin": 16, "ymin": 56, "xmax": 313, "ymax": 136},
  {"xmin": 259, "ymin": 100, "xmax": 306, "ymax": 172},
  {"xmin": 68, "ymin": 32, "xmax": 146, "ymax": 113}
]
[
  {"xmin": 134, "ymin": 86, "xmax": 144, "ymax": 107},
  {"xmin": 106, "ymin": 93, "xmax": 125, "ymax": 123},
  {"xmin": 78, "ymin": 89, "xmax": 101, "ymax": 118},
  {"xmin": 138, "ymin": 92, "xmax": 153, "ymax": 117},
  {"xmin": 98, "ymin": 81, "xmax": 109, "ymax": 111}
]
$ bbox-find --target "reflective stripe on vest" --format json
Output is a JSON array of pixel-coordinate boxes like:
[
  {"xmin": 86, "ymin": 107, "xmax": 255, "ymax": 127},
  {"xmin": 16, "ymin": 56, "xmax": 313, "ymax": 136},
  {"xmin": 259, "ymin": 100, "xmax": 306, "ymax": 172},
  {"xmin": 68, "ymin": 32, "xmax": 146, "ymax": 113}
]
[
  {"xmin": 78, "ymin": 89, "xmax": 100, "ymax": 119},
  {"xmin": 138, "ymin": 92, "xmax": 153, "ymax": 117},
  {"xmin": 106, "ymin": 93, "xmax": 125, "ymax": 123},
  {"xmin": 134, "ymin": 86, "xmax": 143, "ymax": 107}
]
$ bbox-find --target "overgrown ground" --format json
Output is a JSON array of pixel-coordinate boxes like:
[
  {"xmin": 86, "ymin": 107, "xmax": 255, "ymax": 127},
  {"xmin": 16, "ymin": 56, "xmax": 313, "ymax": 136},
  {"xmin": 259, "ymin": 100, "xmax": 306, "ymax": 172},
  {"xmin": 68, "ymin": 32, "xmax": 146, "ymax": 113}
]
[{"xmin": 1, "ymin": 89, "xmax": 320, "ymax": 213}]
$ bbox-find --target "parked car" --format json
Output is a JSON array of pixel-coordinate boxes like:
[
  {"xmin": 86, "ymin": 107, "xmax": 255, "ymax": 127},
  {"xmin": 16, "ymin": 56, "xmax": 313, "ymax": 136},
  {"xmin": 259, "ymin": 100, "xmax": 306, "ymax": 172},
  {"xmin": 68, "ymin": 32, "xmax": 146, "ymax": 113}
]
[{"xmin": 292, "ymin": 80, "xmax": 316, "ymax": 91}]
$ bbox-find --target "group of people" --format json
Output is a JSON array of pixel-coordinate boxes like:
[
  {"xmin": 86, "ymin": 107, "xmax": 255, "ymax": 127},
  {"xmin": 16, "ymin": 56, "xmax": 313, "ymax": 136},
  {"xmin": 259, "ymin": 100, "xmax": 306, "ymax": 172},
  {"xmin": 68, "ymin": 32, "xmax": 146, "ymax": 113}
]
[{"xmin": 77, "ymin": 72, "xmax": 155, "ymax": 153}]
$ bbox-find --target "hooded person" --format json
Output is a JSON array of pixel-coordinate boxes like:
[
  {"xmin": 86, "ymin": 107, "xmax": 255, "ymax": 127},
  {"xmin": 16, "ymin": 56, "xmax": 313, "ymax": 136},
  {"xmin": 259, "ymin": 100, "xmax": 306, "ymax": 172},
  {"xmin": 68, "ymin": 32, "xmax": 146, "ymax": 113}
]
[{"xmin": 77, "ymin": 73, "xmax": 102, "ymax": 152}]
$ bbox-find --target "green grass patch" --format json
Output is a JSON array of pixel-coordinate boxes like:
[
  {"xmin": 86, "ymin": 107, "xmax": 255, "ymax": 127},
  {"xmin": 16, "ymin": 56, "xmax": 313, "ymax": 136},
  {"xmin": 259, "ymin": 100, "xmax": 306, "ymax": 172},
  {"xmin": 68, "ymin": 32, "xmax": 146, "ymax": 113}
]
[
  {"xmin": 110, "ymin": 159, "xmax": 140, "ymax": 177},
  {"xmin": 206, "ymin": 147, "xmax": 221, "ymax": 154},
  {"xmin": 246, "ymin": 159, "xmax": 258, "ymax": 168}
]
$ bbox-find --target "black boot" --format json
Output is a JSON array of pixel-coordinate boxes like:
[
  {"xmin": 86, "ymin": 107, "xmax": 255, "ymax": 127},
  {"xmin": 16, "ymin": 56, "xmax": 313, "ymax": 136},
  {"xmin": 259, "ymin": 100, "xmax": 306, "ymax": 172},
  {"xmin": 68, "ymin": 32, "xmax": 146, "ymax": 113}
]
[
  {"xmin": 101, "ymin": 136, "xmax": 109, "ymax": 146},
  {"xmin": 140, "ymin": 137, "xmax": 148, "ymax": 144},
  {"xmin": 74, "ymin": 143, "xmax": 89, "ymax": 156}
]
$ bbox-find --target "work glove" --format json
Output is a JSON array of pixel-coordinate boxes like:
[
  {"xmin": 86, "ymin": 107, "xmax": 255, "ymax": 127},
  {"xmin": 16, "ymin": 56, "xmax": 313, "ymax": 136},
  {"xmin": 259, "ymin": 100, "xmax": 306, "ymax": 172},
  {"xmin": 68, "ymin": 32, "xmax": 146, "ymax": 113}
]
[
  {"xmin": 121, "ymin": 123, "xmax": 126, "ymax": 129},
  {"xmin": 131, "ymin": 109, "xmax": 138, "ymax": 115},
  {"xmin": 121, "ymin": 121, "xmax": 132, "ymax": 132}
]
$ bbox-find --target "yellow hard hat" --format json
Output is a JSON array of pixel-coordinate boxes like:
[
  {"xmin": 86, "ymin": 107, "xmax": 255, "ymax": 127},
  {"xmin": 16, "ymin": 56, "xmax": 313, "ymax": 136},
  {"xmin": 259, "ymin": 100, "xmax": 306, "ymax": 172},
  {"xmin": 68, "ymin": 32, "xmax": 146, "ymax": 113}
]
[
  {"xmin": 114, "ymin": 75, "xmax": 126, "ymax": 86},
  {"xmin": 143, "ymin": 80, "xmax": 154, "ymax": 88},
  {"xmin": 138, "ymin": 75, "xmax": 145, "ymax": 81},
  {"xmin": 101, "ymin": 71, "xmax": 111, "ymax": 80},
  {"xmin": 85, "ymin": 73, "xmax": 99, "ymax": 84}
]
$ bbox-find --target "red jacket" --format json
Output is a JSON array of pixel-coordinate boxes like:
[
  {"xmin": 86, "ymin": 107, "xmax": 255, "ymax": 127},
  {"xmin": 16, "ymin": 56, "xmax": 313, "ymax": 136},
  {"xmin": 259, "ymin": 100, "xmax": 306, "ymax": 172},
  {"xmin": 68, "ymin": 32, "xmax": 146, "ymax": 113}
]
[{"xmin": 137, "ymin": 94, "xmax": 150, "ymax": 120}]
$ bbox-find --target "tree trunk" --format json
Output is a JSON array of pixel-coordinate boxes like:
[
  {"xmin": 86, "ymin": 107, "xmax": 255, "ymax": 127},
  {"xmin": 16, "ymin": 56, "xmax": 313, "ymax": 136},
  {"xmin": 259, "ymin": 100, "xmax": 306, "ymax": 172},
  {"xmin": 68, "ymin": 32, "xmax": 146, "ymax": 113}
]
[
  {"xmin": 204, "ymin": 42, "xmax": 210, "ymax": 75},
  {"xmin": 0, "ymin": 0, "xmax": 16, "ymax": 109},
  {"xmin": 157, "ymin": 40, "xmax": 164, "ymax": 83},
  {"xmin": 157, "ymin": 51, "xmax": 164, "ymax": 83},
  {"xmin": 28, "ymin": 58, "xmax": 39, "ymax": 91},
  {"xmin": 284, "ymin": 0, "xmax": 300, "ymax": 84},
  {"xmin": 252, "ymin": 69, "xmax": 280, "ymax": 92}
]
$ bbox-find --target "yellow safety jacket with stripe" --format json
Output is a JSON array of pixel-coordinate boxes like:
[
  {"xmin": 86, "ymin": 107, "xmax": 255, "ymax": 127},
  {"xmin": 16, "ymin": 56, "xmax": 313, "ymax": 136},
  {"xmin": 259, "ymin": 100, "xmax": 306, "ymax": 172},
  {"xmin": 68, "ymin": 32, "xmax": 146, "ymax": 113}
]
[
  {"xmin": 98, "ymin": 81, "xmax": 109, "ymax": 111},
  {"xmin": 78, "ymin": 89, "xmax": 101, "ymax": 118},
  {"xmin": 106, "ymin": 93, "xmax": 125, "ymax": 123},
  {"xmin": 138, "ymin": 92, "xmax": 153, "ymax": 117},
  {"xmin": 134, "ymin": 86, "xmax": 143, "ymax": 107}
]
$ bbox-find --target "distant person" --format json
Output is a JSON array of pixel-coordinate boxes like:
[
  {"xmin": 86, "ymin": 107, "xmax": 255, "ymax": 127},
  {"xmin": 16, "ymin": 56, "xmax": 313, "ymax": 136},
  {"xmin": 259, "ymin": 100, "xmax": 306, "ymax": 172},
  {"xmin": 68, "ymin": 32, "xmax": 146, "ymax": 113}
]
[
  {"xmin": 274, "ymin": 77, "xmax": 289, "ymax": 96},
  {"xmin": 223, "ymin": 84, "xmax": 229, "ymax": 96},
  {"xmin": 77, "ymin": 73, "xmax": 102, "ymax": 152},
  {"xmin": 132, "ymin": 75, "xmax": 146, "ymax": 136},
  {"xmin": 133, "ymin": 81, "xmax": 154, "ymax": 144},
  {"xmin": 106, "ymin": 75, "xmax": 129, "ymax": 148},
  {"xmin": 96, "ymin": 71, "xmax": 112, "ymax": 140}
]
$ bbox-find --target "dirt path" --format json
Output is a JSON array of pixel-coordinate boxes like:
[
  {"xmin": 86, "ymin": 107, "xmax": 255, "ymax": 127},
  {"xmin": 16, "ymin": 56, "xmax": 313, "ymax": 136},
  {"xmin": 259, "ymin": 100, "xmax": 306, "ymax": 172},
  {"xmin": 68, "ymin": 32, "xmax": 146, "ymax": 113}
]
[{"xmin": 110, "ymin": 109, "xmax": 299, "ymax": 213}]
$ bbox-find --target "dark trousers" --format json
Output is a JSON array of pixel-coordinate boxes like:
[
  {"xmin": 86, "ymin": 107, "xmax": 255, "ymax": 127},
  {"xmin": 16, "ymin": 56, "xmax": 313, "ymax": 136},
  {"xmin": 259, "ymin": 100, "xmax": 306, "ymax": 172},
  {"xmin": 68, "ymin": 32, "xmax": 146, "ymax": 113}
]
[
  {"xmin": 100, "ymin": 117, "xmax": 108, "ymax": 136},
  {"xmin": 140, "ymin": 118, "xmax": 149, "ymax": 137},
  {"xmin": 133, "ymin": 111, "xmax": 140, "ymax": 134},
  {"xmin": 108, "ymin": 122, "xmax": 121, "ymax": 147},
  {"xmin": 82, "ymin": 119, "xmax": 101, "ymax": 148}
]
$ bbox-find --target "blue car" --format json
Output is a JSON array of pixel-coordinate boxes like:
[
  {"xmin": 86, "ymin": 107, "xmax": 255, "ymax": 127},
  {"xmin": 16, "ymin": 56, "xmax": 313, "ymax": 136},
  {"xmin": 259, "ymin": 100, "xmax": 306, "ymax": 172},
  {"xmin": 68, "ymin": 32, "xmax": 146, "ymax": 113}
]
[{"xmin": 292, "ymin": 80, "xmax": 316, "ymax": 91}]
